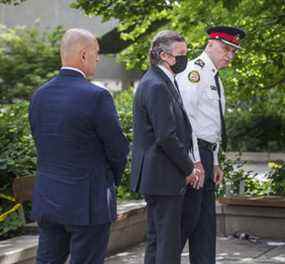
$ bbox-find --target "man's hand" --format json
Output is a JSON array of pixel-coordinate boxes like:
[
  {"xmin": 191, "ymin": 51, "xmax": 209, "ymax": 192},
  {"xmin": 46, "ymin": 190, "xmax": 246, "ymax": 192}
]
[
  {"xmin": 185, "ymin": 167, "xmax": 201, "ymax": 189},
  {"xmin": 213, "ymin": 165, "xmax": 224, "ymax": 185},
  {"xmin": 194, "ymin": 161, "xmax": 205, "ymax": 188}
]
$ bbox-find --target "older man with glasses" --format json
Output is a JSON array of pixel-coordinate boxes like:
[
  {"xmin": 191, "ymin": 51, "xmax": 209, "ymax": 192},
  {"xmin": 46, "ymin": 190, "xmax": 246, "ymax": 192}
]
[{"xmin": 176, "ymin": 26, "xmax": 246, "ymax": 264}]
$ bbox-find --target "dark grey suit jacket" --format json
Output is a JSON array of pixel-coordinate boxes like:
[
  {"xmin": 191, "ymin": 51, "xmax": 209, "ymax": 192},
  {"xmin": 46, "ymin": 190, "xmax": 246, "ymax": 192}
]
[{"xmin": 131, "ymin": 65, "xmax": 194, "ymax": 195}]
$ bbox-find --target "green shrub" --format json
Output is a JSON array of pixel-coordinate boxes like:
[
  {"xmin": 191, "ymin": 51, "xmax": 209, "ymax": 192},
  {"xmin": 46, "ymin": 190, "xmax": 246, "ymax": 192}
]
[
  {"xmin": 0, "ymin": 25, "xmax": 63, "ymax": 102},
  {"xmin": 0, "ymin": 194, "xmax": 25, "ymax": 240},
  {"xmin": 217, "ymin": 152, "xmax": 271, "ymax": 197},
  {"xmin": 267, "ymin": 161, "xmax": 285, "ymax": 196},
  {"xmin": 226, "ymin": 109, "xmax": 285, "ymax": 152},
  {"xmin": 0, "ymin": 101, "xmax": 36, "ymax": 191},
  {"xmin": 0, "ymin": 101, "xmax": 35, "ymax": 238},
  {"xmin": 115, "ymin": 87, "xmax": 133, "ymax": 143},
  {"xmin": 114, "ymin": 88, "xmax": 141, "ymax": 200}
]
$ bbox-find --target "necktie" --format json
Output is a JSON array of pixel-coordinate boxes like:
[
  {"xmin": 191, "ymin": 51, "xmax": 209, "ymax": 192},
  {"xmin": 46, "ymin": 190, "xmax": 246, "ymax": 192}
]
[
  {"xmin": 174, "ymin": 78, "xmax": 194, "ymax": 154},
  {"xmin": 214, "ymin": 72, "xmax": 227, "ymax": 151},
  {"xmin": 174, "ymin": 78, "xmax": 182, "ymax": 99}
]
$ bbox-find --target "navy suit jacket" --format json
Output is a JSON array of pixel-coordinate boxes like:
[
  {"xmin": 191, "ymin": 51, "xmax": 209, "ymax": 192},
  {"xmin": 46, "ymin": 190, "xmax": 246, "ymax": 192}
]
[
  {"xmin": 131, "ymin": 66, "xmax": 194, "ymax": 195},
  {"xmin": 29, "ymin": 69, "xmax": 129, "ymax": 225}
]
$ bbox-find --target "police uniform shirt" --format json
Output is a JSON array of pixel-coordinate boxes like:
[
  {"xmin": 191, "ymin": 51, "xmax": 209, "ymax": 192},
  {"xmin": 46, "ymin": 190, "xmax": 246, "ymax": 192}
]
[{"xmin": 176, "ymin": 51, "xmax": 225, "ymax": 165}]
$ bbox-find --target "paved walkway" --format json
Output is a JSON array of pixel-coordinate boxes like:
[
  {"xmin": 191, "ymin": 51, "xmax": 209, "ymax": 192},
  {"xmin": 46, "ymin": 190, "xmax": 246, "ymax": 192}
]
[{"xmin": 106, "ymin": 236, "xmax": 285, "ymax": 264}]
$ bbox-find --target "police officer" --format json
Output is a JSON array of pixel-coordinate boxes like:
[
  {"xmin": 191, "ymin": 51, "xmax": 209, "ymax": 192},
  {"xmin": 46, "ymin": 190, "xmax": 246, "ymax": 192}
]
[{"xmin": 176, "ymin": 26, "xmax": 246, "ymax": 264}]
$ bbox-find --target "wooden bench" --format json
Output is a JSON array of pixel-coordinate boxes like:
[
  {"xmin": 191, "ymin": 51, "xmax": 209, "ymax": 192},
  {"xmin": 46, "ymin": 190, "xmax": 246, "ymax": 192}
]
[{"xmin": 12, "ymin": 176, "xmax": 35, "ymax": 203}]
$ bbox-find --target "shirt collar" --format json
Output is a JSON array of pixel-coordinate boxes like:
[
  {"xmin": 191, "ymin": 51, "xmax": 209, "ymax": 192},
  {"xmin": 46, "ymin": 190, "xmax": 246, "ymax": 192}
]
[
  {"xmin": 158, "ymin": 64, "xmax": 175, "ymax": 84},
  {"xmin": 200, "ymin": 51, "xmax": 218, "ymax": 75},
  {"xmin": 61, "ymin": 67, "xmax": 86, "ymax": 78}
]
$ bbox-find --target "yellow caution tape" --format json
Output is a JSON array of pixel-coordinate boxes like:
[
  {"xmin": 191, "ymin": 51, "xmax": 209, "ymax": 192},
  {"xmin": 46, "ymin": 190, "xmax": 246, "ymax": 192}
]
[
  {"xmin": 0, "ymin": 193, "xmax": 16, "ymax": 202},
  {"xmin": 0, "ymin": 193, "xmax": 22, "ymax": 222},
  {"xmin": 0, "ymin": 203, "xmax": 22, "ymax": 222}
]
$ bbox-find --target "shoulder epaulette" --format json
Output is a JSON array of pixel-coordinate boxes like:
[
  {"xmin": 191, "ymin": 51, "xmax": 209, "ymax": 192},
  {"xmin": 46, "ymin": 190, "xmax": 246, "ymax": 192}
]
[{"xmin": 194, "ymin": 59, "xmax": 205, "ymax": 68}]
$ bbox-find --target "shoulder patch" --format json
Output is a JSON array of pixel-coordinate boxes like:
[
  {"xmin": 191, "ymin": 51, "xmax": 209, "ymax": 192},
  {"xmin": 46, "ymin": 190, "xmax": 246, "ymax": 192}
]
[
  {"xmin": 188, "ymin": 71, "xmax": 200, "ymax": 83},
  {"xmin": 194, "ymin": 59, "xmax": 205, "ymax": 68}
]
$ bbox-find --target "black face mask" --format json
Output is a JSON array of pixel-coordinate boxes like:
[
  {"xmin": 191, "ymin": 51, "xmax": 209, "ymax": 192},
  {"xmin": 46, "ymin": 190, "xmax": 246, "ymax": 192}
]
[{"xmin": 170, "ymin": 55, "xmax": 188, "ymax": 74}]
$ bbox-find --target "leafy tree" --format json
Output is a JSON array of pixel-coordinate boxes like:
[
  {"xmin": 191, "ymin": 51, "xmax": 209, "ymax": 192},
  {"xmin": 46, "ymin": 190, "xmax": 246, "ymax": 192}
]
[
  {"xmin": 73, "ymin": 0, "xmax": 285, "ymax": 151},
  {"xmin": 0, "ymin": 0, "xmax": 26, "ymax": 5},
  {"xmin": 0, "ymin": 25, "xmax": 63, "ymax": 102},
  {"xmin": 72, "ymin": 0, "xmax": 284, "ymax": 91}
]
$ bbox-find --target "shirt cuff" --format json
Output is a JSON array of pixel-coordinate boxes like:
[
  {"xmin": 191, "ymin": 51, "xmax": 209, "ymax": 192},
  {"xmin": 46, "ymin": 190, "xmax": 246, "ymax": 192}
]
[
  {"xmin": 190, "ymin": 133, "xmax": 201, "ymax": 162},
  {"xmin": 213, "ymin": 142, "xmax": 219, "ymax": 165}
]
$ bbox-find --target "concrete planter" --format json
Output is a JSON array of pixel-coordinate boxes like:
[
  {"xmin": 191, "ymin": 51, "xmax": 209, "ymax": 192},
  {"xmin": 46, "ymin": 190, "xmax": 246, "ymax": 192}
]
[
  {"xmin": 108, "ymin": 206, "xmax": 146, "ymax": 255},
  {"xmin": 226, "ymin": 152, "xmax": 285, "ymax": 163},
  {"xmin": 217, "ymin": 196, "xmax": 285, "ymax": 239}
]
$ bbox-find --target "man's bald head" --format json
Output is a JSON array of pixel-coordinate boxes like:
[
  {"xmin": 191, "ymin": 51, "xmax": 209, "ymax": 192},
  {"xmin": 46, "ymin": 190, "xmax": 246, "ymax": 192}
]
[{"xmin": 60, "ymin": 28, "xmax": 100, "ymax": 77}]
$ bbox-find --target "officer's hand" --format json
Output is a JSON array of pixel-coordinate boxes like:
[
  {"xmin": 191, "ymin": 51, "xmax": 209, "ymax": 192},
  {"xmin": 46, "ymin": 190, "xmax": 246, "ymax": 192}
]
[
  {"xmin": 213, "ymin": 165, "xmax": 224, "ymax": 185},
  {"xmin": 194, "ymin": 161, "xmax": 205, "ymax": 188}
]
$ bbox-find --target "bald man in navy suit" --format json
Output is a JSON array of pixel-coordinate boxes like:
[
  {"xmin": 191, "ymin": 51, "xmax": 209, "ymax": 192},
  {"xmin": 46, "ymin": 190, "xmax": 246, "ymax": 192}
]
[{"xmin": 29, "ymin": 28, "xmax": 129, "ymax": 264}]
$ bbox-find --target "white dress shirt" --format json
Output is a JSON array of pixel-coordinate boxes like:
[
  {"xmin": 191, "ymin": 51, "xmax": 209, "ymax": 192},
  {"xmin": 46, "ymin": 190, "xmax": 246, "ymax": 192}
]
[
  {"xmin": 158, "ymin": 64, "xmax": 175, "ymax": 86},
  {"xmin": 176, "ymin": 52, "xmax": 226, "ymax": 165}
]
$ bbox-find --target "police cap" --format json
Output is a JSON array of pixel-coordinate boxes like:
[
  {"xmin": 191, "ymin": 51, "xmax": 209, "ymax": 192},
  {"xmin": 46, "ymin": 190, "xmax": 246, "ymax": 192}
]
[{"xmin": 207, "ymin": 26, "xmax": 246, "ymax": 49}]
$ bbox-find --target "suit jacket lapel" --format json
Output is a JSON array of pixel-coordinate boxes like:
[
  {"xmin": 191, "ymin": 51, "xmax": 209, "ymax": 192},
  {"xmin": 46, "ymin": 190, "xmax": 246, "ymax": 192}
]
[
  {"xmin": 151, "ymin": 66, "xmax": 183, "ymax": 107},
  {"xmin": 151, "ymin": 66, "xmax": 191, "ymax": 117},
  {"xmin": 151, "ymin": 65, "xmax": 193, "ymax": 150}
]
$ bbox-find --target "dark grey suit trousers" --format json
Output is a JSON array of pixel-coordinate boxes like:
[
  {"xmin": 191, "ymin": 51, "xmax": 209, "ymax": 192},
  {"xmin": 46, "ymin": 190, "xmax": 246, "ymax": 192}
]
[{"xmin": 144, "ymin": 195, "xmax": 184, "ymax": 264}]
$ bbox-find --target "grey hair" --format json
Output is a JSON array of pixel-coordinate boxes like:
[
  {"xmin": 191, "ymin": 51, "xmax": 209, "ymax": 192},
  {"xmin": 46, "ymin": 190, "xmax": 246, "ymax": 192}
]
[{"xmin": 149, "ymin": 30, "xmax": 186, "ymax": 65}]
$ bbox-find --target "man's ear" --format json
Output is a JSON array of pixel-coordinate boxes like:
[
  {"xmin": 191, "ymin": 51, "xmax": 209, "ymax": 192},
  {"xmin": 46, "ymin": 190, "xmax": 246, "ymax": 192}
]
[
  {"xmin": 208, "ymin": 40, "xmax": 214, "ymax": 48},
  {"xmin": 80, "ymin": 48, "xmax": 87, "ymax": 63},
  {"xmin": 160, "ymin": 51, "xmax": 169, "ymax": 61}
]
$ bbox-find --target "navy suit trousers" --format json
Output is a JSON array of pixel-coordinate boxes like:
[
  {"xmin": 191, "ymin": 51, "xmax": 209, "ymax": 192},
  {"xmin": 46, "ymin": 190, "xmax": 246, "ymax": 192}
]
[
  {"xmin": 37, "ymin": 220, "xmax": 110, "ymax": 264},
  {"xmin": 181, "ymin": 147, "xmax": 216, "ymax": 264}
]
